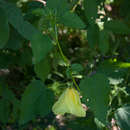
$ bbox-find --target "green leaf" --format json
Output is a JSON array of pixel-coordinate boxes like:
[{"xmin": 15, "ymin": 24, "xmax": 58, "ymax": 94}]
[
  {"xmin": 87, "ymin": 24, "xmax": 99, "ymax": 48},
  {"xmin": 1, "ymin": 2, "xmax": 53, "ymax": 63},
  {"xmin": 84, "ymin": 0, "xmax": 98, "ymax": 23},
  {"xmin": 79, "ymin": 73, "xmax": 110, "ymax": 123},
  {"xmin": 1, "ymin": 3, "xmax": 31, "ymax": 40},
  {"xmin": 58, "ymin": 12, "xmax": 86, "ymax": 29},
  {"xmin": 5, "ymin": 27, "xmax": 23, "ymax": 50},
  {"xmin": 47, "ymin": 0, "xmax": 70, "ymax": 15},
  {"xmin": 19, "ymin": 48, "xmax": 32, "ymax": 66},
  {"xmin": 34, "ymin": 57, "xmax": 51, "ymax": 82},
  {"xmin": 0, "ymin": 99, "xmax": 10, "ymax": 124},
  {"xmin": 0, "ymin": 7, "xmax": 9, "ymax": 48},
  {"xmin": 31, "ymin": 33, "xmax": 53, "ymax": 63},
  {"xmin": 104, "ymin": 20, "xmax": 130, "ymax": 34},
  {"xmin": 99, "ymin": 30, "xmax": 109, "ymax": 55},
  {"xmin": 0, "ymin": 3, "xmax": 35, "ymax": 40},
  {"xmin": 71, "ymin": 63, "xmax": 84, "ymax": 72},
  {"xmin": 20, "ymin": 80, "xmax": 44, "ymax": 125},
  {"xmin": 20, "ymin": 80, "xmax": 54, "ymax": 125},
  {"xmin": 12, "ymin": 99, "xmax": 20, "ymax": 121},
  {"xmin": 115, "ymin": 104, "xmax": 130, "ymax": 130},
  {"xmin": 35, "ymin": 89, "xmax": 54, "ymax": 117},
  {"xmin": 116, "ymin": 62, "xmax": 130, "ymax": 68},
  {"xmin": 0, "ymin": 84, "xmax": 20, "ymax": 122},
  {"xmin": 94, "ymin": 118, "xmax": 106, "ymax": 130}
]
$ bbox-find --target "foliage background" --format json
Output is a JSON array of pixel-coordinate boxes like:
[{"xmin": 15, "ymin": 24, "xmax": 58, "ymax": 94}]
[{"xmin": 0, "ymin": 0, "xmax": 130, "ymax": 129}]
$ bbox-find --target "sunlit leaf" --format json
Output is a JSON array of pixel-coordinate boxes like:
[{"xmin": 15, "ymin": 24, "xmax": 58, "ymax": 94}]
[{"xmin": 116, "ymin": 62, "xmax": 130, "ymax": 68}]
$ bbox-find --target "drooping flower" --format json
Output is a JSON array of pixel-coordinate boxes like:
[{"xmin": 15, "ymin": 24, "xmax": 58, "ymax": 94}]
[{"xmin": 52, "ymin": 87, "xmax": 86, "ymax": 117}]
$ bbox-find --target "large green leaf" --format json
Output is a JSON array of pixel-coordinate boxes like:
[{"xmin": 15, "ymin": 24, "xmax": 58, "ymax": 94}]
[
  {"xmin": 1, "ymin": 3, "xmax": 30, "ymax": 39},
  {"xmin": 34, "ymin": 57, "xmax": 51, "ymax": 82},
  {"xmin": 79, "ymin": 73, "xmax": 110, "ymax": 123},
  {"xmin": 87, "ymin": 24, "xmax": 99, "ymax": 48},
  {"xmin": 5, "ymin": 27, "xmax": 23, "ymax": 50},
  {"xmin": 84, "ymin": 0, "xmax": 98, "ymax": 23},
  {"xmin": 1, "ymin": 2, "xmax": 53, "ymax": 63},
  {"xmin": 20, "ymin": 80, "xmax": 54, "ymax": 125},
  {"xmin": 99, "ymin": 30, "xmax": 109, "ymax": 55},
  {"xmin": 35, "ymin": 89, "xmax": 54, "ymax": 117},
  {"xmin": 47, "ymin": 0, "xmax": 70, "ymax": 15},
  {"xmin": 104, "ymin": 20, "xmax": 130, "ymax": 34},
  {"xmin": 0, "ymin": 7, "xmax": 9, "ymax": 48},
  {"xmin": 58, "ymin": 12, "xmax": 86, "ymax": 29},
  {"xmin": 31, "ymin": 33, "xmax": 52, "ymax": 63},
  {"xmin": 115, "ymin": 104, "xmax": 130, "ymax": 130},
  {"xmin": 0, "ymin": 3, "xmax": 35, "ymax": 40},
  {"xmin": 20, "ymin": 80, "xmax": 44, "ymax": 125}
]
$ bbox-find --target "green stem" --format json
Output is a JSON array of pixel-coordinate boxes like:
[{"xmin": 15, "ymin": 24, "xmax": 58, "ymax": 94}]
[
  {"xmin": 54, "ymin": 24, "xmax": 80, "ymax": 91},
  {"xmin": 70, "ymin": 71, "xmax": 80, "ymax": 92}
]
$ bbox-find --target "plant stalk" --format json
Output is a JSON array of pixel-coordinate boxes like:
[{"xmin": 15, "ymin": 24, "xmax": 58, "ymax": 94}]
[{"xmin": 54, "ymin": 24, "xmax": 80, "ymax": 92}]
